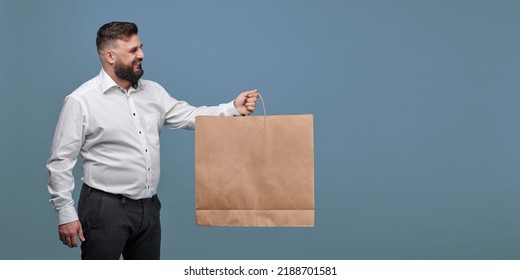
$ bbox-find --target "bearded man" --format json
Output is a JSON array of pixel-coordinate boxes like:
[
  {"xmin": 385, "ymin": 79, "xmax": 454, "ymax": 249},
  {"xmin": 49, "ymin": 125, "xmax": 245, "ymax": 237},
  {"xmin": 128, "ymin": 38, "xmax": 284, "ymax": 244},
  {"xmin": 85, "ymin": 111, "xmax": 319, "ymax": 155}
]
[{"xmin": 46, "ymin": 21, "xmax": 258, "ymax": 259}]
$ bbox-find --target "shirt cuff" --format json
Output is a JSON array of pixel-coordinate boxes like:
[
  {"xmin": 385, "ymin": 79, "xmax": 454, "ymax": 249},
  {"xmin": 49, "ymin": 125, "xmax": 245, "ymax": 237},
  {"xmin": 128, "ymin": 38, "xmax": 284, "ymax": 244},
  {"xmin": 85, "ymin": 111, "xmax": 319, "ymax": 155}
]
[
  {"xmin": 224, "ymin": 100, "xmax": 241, "ymax": 116},
  {"xmin": 58, "ymin": 205, "xmax": 79, "ymax": 225}
]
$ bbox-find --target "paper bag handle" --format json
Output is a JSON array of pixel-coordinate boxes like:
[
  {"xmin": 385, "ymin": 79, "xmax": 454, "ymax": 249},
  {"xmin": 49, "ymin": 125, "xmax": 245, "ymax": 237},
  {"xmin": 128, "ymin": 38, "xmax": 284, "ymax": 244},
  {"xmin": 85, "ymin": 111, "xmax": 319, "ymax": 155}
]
[
  {"xmin": 241, "ymin": 92, "xmax": 266, "ymax": 129},
  {"xmin": 257, "ymin": 93, "xmax": 267, "ymax": 117},
  {"xmin": 246, "ymin": 92, "xmax": 266, "ymax": 117}
]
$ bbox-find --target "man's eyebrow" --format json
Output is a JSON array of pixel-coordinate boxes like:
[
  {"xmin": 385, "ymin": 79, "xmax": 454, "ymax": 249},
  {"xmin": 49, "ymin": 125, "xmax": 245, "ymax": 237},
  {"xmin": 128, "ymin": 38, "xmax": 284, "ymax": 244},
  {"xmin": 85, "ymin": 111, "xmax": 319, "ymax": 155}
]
[{"xmin": 129, "ymin": 44, "xmax": 143, "ymax": 52}]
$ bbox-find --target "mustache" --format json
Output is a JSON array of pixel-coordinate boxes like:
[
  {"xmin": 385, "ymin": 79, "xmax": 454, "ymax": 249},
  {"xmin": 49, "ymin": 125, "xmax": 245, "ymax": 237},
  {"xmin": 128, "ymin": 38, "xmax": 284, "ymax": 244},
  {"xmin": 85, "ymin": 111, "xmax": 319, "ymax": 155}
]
[{"xmin": 134, "ymin": 59, "xmax": 143, "ymax": 67}]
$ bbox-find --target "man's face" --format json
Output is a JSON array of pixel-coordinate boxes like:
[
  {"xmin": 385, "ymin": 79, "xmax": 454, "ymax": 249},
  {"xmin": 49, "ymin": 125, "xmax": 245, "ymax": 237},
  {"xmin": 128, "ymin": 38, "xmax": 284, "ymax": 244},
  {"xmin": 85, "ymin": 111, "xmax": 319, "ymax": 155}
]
[{"xmin": 113, "ymin": 34, "xmax": 144, "ymax": 85}]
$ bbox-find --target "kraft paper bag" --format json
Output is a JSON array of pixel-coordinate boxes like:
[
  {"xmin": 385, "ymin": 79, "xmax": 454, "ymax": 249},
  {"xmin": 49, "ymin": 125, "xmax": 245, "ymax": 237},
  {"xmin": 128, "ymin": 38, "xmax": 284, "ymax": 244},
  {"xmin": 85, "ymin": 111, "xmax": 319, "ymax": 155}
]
[{"xmin": 195, "ymin": 105, "xmax": 314, "ymax": 227}]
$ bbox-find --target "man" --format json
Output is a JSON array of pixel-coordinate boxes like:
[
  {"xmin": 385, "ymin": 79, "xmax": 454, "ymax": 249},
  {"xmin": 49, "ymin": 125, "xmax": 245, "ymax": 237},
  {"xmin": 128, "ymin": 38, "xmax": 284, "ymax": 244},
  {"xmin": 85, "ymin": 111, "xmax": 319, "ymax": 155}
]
[{"xmin": 46, "ymin": 21, "xmax": 258, "ymax": 259}]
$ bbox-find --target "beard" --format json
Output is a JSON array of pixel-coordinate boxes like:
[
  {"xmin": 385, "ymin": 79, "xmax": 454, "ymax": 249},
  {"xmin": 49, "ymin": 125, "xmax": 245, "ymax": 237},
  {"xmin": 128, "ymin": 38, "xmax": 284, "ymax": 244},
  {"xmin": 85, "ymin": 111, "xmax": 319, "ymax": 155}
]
[{"xmin": 114, "ymin": 59, "xmax": 144, "ymax": 87}]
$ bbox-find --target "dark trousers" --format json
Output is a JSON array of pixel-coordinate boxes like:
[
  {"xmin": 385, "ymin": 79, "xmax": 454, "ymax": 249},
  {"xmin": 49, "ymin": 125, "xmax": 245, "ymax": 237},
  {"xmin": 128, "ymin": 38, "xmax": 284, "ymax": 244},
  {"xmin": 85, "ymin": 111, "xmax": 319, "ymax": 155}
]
[{"xmin": 78, "ymin": 184, "xmax": 161, "ymax": 260}]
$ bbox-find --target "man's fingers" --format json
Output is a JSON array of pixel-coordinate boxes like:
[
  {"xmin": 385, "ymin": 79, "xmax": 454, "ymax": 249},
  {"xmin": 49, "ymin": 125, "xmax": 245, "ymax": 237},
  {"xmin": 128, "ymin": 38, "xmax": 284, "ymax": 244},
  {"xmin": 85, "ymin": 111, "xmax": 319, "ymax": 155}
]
[
  {"xmin": 62, "ymin": 235, "xmax": 70, "ymax": 247},
  {"xmin": 243, "ymin": 90, "xmax": 259, "ymax": 100},
  {"xmin": 59, "ymin": 230, "xmax": 70, "ymax": 247},
  {"xmin": 236, "ymin": 89, "xmax": 259, "ymax": 115},
  {"xmin": 79, "ymin": 225, "xmax": 85, "ymax": 242},
  {"xmin": 70, "ymin": 236, "xmax": 78, "ymax": 247},
  {"xmin": 64, "ymin": 233, "xmax": 79, "ymax": 247}
]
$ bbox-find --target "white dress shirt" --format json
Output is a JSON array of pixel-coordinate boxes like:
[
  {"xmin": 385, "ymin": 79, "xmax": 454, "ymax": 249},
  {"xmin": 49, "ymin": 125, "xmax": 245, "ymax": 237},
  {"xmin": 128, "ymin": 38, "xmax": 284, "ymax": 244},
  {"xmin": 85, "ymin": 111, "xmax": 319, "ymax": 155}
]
[{"xmin": 47, "ymin": 69, "xmax": 240, "ymax": 225}]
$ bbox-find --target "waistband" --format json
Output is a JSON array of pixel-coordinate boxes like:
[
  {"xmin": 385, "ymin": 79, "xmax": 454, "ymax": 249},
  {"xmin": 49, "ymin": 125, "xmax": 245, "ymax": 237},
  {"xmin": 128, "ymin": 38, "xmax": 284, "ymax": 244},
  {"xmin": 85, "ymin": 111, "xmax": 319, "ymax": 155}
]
[{"xmin": 82, "ymin": 183, "xmax": 157, "ymax": 204}]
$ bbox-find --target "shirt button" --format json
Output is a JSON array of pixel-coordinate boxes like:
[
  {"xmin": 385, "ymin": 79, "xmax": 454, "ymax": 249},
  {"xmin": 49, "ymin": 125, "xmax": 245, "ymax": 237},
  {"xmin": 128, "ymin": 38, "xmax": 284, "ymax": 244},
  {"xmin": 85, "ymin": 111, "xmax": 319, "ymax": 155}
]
[
  {"xmin": 148, "ymin": 168, "xmax": 151, "ymax": 171},
  {"xmin": 145, "ymin": 149, "xmax": 148, "ymax": 152},
  {"xmin": 133, "ymin": 113, "xmax": 136, "ymax": 116},
  {"xmin": 139, "ymin": 131, "xmax": 142, "ymax": 134}
]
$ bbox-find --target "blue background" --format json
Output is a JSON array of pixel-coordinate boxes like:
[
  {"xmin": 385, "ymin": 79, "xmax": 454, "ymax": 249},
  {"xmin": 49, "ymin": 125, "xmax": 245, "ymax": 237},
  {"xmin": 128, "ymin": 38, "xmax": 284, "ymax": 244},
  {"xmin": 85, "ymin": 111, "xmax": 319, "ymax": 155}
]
[{"xmin": 1, "ymin": 0, "xmax": 519, "ymax": 259}]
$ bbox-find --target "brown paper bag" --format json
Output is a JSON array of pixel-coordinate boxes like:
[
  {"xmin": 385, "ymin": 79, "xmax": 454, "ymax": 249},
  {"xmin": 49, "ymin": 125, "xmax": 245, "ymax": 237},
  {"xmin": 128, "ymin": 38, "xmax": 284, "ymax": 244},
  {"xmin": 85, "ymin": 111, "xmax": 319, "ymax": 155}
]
[{"xmin": 195, "ymin": 103, "xmax": 314, "ymax": 227}]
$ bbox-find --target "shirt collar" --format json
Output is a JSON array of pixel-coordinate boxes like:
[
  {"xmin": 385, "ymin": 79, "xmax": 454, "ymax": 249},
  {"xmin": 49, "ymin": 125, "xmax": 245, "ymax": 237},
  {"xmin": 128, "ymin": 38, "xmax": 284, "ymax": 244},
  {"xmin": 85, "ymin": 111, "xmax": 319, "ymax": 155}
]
[{"xmin": 99, "ymin": 68, "xmax": 142, "ymax": 94}]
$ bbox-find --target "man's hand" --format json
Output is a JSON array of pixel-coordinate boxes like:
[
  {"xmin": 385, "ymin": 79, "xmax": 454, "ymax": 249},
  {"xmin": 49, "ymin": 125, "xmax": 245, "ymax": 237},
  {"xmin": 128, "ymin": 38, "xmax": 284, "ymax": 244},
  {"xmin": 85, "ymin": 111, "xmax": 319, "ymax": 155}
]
[
  {"xmin": 58, "ymin": 220, "xmax": 85, "ymax": 248},
  {"xmin": 234, "ymin": 89, "xmax": 259, "ymax": 115}
]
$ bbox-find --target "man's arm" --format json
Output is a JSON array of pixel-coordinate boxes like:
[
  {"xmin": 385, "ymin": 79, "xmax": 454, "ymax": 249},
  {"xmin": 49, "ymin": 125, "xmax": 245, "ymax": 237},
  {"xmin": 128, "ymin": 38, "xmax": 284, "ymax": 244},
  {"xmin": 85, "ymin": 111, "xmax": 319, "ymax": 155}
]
[
  {"xmin": 158, "ymin": 84, "xmax": 259, "ymax": 129},
  {"xmin": 46, "ymin": 95, "xmax": 86, "ymax": 247}
]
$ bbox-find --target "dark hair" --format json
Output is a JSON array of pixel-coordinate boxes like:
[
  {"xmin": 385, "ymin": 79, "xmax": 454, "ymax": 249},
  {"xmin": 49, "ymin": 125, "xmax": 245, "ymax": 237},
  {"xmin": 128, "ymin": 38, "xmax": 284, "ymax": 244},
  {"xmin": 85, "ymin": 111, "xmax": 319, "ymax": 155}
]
[{"xmin": 96, "ymin": 21, "xmax": 138, "ymax": 53}]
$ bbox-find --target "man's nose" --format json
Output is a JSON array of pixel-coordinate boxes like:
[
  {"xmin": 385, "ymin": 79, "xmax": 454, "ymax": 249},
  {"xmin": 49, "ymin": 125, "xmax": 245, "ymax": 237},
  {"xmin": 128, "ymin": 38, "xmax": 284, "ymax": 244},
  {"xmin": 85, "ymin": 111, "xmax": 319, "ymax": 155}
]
[{"xmin": 137, "ymin": 48, "xmax": 144, "ymax": 60}]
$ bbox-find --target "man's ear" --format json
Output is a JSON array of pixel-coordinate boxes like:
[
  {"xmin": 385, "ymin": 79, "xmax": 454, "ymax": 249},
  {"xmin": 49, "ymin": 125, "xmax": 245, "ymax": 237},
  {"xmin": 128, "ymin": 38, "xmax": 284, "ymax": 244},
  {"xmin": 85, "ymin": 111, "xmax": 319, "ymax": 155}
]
[{"xmin": 105, "ymin": 50, "xmax": 115, "ymax": 65}]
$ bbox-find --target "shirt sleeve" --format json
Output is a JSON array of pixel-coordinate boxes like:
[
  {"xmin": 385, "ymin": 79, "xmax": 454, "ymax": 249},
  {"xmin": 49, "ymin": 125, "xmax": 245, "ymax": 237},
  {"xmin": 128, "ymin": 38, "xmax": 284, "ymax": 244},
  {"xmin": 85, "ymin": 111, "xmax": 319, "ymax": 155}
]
[
  {"xmin": 46, "ymin": 95, "xmax": 86, "ymax": 225},
  {"xmin": 158, "ymin": 85, "xmax": 240, "ymax": 130}
]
